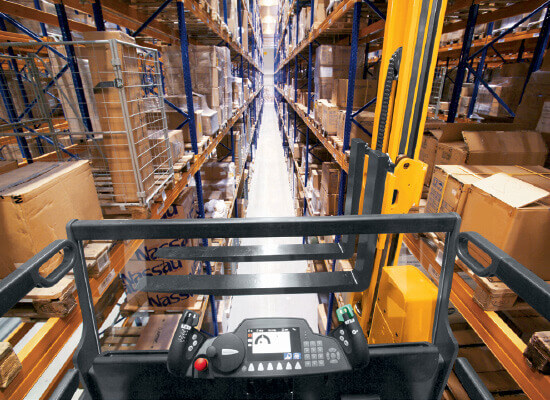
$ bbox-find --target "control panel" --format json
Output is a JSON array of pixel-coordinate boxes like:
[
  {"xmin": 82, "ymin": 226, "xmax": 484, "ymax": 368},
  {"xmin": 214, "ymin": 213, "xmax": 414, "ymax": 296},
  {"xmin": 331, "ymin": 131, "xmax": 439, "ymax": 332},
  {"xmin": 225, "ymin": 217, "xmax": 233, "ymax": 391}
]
[{"xmin": 167, "ymin": 306, "xmax": 369, "ymax": 379}]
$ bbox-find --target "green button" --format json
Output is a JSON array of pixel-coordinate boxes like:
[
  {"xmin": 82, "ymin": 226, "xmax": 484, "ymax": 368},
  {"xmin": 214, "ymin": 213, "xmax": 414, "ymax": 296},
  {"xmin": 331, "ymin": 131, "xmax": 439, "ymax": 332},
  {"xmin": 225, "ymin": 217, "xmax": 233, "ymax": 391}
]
[{"xmin": 336, "ymin": 304, "xmax": 354, "ymax": 323}]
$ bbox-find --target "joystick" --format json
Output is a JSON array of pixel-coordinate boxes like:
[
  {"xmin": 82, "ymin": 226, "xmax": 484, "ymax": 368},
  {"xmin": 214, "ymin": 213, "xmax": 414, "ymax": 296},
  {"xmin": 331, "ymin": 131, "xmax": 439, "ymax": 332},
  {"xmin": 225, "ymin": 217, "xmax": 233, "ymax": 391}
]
[
  {"xmin": 167, "ymin": 310, "xmax": 206, "ymax": 376},
  {"xmin": 330, "ymin": 305, "xmax": 369, "ymax": 368}
]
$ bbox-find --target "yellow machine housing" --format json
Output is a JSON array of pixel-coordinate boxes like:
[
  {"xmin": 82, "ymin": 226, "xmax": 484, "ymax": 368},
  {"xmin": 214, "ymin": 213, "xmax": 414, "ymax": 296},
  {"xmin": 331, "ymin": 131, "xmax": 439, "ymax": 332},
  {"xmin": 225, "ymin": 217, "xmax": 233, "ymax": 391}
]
[{"xmin": 368, "ymin": 265, "xmax": 437, "ymax": 344}]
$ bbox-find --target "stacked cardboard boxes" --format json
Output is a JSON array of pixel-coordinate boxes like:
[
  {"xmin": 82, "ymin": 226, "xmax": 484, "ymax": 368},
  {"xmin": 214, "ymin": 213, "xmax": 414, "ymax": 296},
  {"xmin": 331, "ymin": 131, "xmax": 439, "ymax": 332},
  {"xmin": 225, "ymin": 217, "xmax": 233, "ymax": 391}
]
[
  {"xmin": 419, "ymin": 122, "xmax": 547, "ymax": 187},
  {"xmin": 425, "ymin": 165, "xmax": 550, "ymax": 280},
  {"xmin": 320, "ymin": 162, "xmax": 340, "ymax": 216}
]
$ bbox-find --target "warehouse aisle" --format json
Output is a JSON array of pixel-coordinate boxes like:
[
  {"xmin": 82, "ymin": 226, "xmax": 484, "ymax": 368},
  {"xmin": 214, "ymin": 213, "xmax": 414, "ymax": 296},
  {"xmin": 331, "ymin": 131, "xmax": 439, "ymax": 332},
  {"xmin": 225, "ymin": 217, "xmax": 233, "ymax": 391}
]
[{"xmin": 227, "ymin": 102, "xmax": 319, "ymax": 332}]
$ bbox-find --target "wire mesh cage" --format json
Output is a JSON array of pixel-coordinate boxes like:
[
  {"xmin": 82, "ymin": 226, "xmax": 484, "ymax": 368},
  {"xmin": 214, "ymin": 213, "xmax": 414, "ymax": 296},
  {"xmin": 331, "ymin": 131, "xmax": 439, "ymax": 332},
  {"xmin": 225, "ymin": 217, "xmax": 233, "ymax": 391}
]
[{"xmin": 0, "ymin": 39, "xmax": 174, "ymax": 208}]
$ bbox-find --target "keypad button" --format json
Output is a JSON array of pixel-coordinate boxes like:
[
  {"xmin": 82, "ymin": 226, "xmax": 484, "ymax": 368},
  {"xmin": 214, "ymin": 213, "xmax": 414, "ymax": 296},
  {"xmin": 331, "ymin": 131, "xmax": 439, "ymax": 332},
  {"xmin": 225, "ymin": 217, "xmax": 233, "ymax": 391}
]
[
  {"xmin": 303, "ymin": 341, "xmax": 309, "ymax": 348},
  {"xmin": 304, "ymin": 347, "xmax": 310, "ymax": 353},
  {"xmin": 317, "ymin": 340, "xmax": 322, "ymax": 346},
  {"xmin": 318, "ymin": 360, "xmax": 325, "ymax": 366},
  {"xmin": 311, "ymin": 353, "xmax": 317, "ymax": 360},
  {"xmin": 309, "ymin": 341, "xmax": 316, "ymax": 347},
  {"xmin": 330, "ymin": 359, "xmax": 338, "ymax": 364},
  {"xmin": 304, "ymin": 354, "xmax": 310, "ymax": 360},
  {"xmin": 305, "ymin": 361, "xmax": 311, "ymax": 367},
  {"xmin": 329, "ymin": 348, "xmax": 337, "ymax": 353},
  {"xmin": 317, "ymin": 346, "xmax": 323, "ymax": 353},
  {"xmin": 330, "ymin": 353, "xmax": 337, "ymax": 359},
  {"xmin": 312, "ymin": 361, "xmax": 318, "ymax": 367},
  {"xmin": 337, "ymin": 352, "xmax": 341, "ymax": 360}
]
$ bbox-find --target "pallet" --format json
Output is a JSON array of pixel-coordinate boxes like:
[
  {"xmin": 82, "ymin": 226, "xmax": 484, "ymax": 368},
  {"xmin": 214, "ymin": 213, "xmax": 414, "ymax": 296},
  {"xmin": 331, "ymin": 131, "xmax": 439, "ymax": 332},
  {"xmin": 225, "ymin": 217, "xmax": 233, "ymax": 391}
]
[
  {"xmin": 524, "ymin": 331, "xmax": 550, "ymax": 374},
  {"xmin": 119, "ymin": 294, "xmax": 205, "ymax": 317},
  {"xmin": 135, "ymin": 314, "xmax": 181, "ymax": 351},
  {"xmin": 3, "ymin": 277, "xmax": 76, "ymax": 320},
  {"xmin": 101, "ymin": 204, "xmax": 151, "ymax": 219},
  {"xmin": 421, "ymin": 232, "xmax": 550, "ymax": 312},
  {"xmin": 84, "ymin": 241, "xmax": 113, "ymax": 278},
  {"xmin": 173, "ymin": 154, "xmax": 193, "ymax": 175},
  {"xmin": 101, "ymin": 326, "xmax": 142, "ymax": 352},
  {"xmin": 0, "ymin": 342, "xmax": 22, "ymax": 389},
  {"xmin": 184, "ymin": 136, "xmax": 210, "ymax": 153}
]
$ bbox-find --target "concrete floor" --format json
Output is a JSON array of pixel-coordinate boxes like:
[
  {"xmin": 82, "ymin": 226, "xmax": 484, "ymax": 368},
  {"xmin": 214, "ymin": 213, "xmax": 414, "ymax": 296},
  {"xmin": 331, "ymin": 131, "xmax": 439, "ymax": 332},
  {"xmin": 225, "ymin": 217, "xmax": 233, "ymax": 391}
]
[{"xmin": 227, "ymin": 101, "xmax": 319, "ymax": 332}]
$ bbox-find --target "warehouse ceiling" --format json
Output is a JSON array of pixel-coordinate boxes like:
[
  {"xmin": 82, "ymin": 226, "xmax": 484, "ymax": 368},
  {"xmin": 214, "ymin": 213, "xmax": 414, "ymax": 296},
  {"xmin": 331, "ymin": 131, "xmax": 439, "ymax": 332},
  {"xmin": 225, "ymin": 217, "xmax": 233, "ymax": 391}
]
[{"xmin": 259, "ymin": 0, "xmax": 277, "ymax": 39}]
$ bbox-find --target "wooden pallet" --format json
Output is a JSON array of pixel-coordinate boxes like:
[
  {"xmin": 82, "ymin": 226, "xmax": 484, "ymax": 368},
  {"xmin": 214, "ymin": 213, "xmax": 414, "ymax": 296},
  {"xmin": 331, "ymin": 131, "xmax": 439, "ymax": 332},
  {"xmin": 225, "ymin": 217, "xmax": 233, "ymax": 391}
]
[
  {"xmin": 101, "ymin": 326, "xmax": 142, "ymax": 352},
  {"xmin": 0, "ymin": 342, "xmax": 22, "ymax": 389},
  {"xmin": 119, "ymin": 294, "xmax": 205, "ymax": 318},
  {"xmin": 84, "ymin": 241, "xmax": 113, "ymax": 278},
  {"xmin": 173, "ymin": 154, "xmax": 193, "ymax": 175},
  {"xmin": 184, "ymin": 136, "xmax": 210, "ymax": 153},
  {"xmin": 3, "ymin": 278, "xmax": 76, "ymax": 320},
  {"xmin": 134, "ymin": 314, "xmax": 181, "ymax": 351},
  {"xmin": 421, "ymin": 232, "xmax": 550, "ymax": 312}
]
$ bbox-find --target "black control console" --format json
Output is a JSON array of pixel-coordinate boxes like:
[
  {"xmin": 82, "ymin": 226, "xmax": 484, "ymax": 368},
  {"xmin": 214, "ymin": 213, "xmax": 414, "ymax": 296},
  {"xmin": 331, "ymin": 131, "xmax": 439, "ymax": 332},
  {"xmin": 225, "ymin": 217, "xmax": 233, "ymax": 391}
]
[{"xmin": 168, "ymin": 305, "xmax": 369, "ymax": 379}]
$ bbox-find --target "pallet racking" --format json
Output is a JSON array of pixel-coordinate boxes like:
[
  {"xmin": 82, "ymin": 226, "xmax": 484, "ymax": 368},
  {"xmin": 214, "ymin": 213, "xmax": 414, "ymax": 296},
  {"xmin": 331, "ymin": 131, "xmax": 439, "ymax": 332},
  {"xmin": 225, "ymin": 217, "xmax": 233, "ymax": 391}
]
[
  {"xmin": 0, "ymin": 0, "xmax": 263, "ymax": 397},
  {"xmin": 273, "ymin": 0, "xmax": 550, "ymax": 398}
]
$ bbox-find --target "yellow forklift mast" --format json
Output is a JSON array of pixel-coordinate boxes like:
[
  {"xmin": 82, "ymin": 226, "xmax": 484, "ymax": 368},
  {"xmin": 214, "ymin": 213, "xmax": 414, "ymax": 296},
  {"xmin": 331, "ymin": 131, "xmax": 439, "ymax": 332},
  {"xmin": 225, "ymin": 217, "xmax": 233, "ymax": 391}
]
[{"xmin": 352, "ymin": 0, "xmax": 448, "ymax": 342}]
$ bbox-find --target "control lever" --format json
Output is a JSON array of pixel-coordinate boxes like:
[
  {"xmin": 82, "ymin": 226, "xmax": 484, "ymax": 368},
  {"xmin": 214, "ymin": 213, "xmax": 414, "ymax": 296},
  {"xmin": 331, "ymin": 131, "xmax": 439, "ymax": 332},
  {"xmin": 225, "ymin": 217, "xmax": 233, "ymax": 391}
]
[
  {"xmin": 167, "ymin": 310, "xmax": 206, "ymax": 376},
  {"xmin": 330, "ymin": 305, "xmax": 369, "ymax": 368}
]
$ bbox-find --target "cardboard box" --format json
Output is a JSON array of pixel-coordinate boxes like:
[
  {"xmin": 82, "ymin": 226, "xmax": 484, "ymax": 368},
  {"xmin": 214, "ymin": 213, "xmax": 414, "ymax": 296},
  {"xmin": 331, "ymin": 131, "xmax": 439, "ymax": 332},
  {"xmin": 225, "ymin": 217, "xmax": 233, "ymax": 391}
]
[
  {"xmin": 515, "ymin": 71, "xmax": 550, "ymax": 125},
  {"xmin": 322, "ymin": 162, "xmax": 340, "ymax": 194},
  {"xmin": 434, "ymin": 130, "xmax": 547, "ymax": 166},
  {"xmin": 181, "ymin": 110, "xmax": 203, "ymax": 143},
  {"xmin": 322, "ymin": 101, "xmax": 339, "ymax": 134},
  {"xmin": 321, "ymin": 187, "xmax": 339, "ymax": 216},
  {"xmin": 461, "ymin": 173, "xmax": 550, "ymax": 280},
  {"xmin": 312, "ymin": 169, "xmax": 321, "ymax": 191},
  {"xmin": 200, "ymin": 108, "xmax": 219, "ymax": 136},
  {"xmin": 501, "ymin": 62, "xmax": 529, "ymax": 78},
  {"xmin": 0, "ymin": 160, "xmax": 17, "ymax": 175},
  {"xmin": 201, "ymin": 162, "xmax": 232, "ymax": 180},
  {"xmin": 0, "ymin": 161, "xmax": 102, "ymax": 278},
  {"xmin": 122, "ymin": 187, "xmax": 199, "ymax": 309},
  {"xmin": 150, "ymin": 130, "xmax": 184, "ymax": 167},
  {"xmin": 332, "ymin": 79, "xmax": 370, "ymax": 109},
  {"xmin": 426, "ymin": 164, "xmax": 550, "ymax": 215},
  {"xmin": 419, "ymin": 130, "xmax": 443, "ymax": 186}
]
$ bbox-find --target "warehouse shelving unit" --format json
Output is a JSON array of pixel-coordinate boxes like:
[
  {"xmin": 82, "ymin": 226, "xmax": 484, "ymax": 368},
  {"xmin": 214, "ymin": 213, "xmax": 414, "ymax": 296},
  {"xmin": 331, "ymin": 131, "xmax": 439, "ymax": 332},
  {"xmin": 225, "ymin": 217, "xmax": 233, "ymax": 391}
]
[
  {"xmin": 0, "ymin": 0, "xmax": 263, "ymax": 398},
  {"xmin": 273, "ymin": 0, "xmax": 550, "ymax": 399}
]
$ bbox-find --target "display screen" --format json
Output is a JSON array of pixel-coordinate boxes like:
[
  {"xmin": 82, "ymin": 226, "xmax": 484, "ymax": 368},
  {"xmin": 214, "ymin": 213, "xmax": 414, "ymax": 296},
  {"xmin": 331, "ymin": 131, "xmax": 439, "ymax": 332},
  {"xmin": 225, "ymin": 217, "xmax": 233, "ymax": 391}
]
[
  {"xmin": 247, "ymin": 328, "xmax": 301, "ymax": 361},
  {"xmin": 252, "ymin": 331, "xmax": 291, "ymax": 354}
]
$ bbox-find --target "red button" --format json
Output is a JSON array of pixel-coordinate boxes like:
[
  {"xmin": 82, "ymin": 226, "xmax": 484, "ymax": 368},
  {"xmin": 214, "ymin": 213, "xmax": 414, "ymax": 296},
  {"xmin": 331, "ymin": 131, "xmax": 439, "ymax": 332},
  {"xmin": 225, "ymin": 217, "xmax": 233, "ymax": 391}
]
[{"xmin": 194, "ymin": 358, "xmax": 208, "ymax": 371}]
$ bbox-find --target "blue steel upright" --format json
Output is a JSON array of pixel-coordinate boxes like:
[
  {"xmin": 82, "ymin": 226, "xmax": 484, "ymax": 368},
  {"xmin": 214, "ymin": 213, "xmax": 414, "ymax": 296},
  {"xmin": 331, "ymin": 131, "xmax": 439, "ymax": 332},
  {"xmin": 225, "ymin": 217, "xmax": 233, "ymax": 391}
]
[
  {"xmin": 302, "ymin": 0, "xmax": 315, "ymax": 217},
  {"xmin": 176, "ymin": 0, "xmax": 218, "ymax": 336},
  {"xmin": 55, "ymin": 2, "xmax": 94, "ymax": 132},
  {"xmin": 92, "ymin": 0, "xmax": 106, "ymax": 31},
  {"xmin": 447, "ymin": 3, "xmax": 478, "ymax": 123},
  {"xmin": 327, "ymin": 0, "xmax": 362, "ymax": 335},
  {"xmin": 467, "ymin": 22, "xmax": 493, "ymax": 118},
  {"xmin": 521, "ymin": 5, "xmax": 550, "ymax": 102}
]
